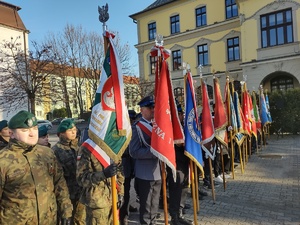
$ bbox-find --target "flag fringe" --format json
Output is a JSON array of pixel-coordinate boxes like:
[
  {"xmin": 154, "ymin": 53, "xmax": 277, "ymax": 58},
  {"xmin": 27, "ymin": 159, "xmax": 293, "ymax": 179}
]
[
  {"xmin": 89, "ymin": 129, "xmax": 132, "ymax": 163},
  {"xmin": 150, "ymin": 147, "xmax": 177, "ymax": 182},
  {"xmin": 184, "ymin": 151, "xmax": 204, "ymax": 175}
]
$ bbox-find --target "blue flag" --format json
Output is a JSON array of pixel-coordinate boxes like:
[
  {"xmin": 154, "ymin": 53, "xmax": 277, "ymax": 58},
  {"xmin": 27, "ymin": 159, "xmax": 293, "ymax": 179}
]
[
  {"xmin": 260, "ymin": 91, "xmax": 271, "ymax": 126},
  {"xmin": 184, "ymin": 72, "xmax": 204, "ymax": 172},
  {"xmin": 265, "ymin": 94, "xmax": 272, "ymax": 122}
]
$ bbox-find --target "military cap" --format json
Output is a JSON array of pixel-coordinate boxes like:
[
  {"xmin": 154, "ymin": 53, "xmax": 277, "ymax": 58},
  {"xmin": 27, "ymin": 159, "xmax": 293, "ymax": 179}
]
[
  {"xmin": 0, "ymin": 120, "xmax": 8, "ymax": 131},
  {"xmin": 128, "ymin": 110, "xmax": 137, "ymax": 119},
  {"xmin": 138, "ymin": 95, "xmax": 155, "ymax": 107},
  {"xmin": 38, "ymin": 125, "xmax": 49, "ymax": 137},
  {"xmin": 8, "ymin": 110, "xmax": 37, "ymax": 129},
  {"xmin": 57, "ymin": 119, "xmax": 75, "ymax": 133}
]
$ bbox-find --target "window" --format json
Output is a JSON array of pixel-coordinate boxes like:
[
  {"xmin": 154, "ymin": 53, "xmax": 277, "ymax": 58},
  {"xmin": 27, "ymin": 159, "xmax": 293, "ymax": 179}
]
[
  {"xmin": 148, "ymin": 22, "xmax": 156, "ymax": 40},
  {"xmin": 261, "ymin": 9, "xmax": 293, "ymax": 48},
  {"xmin": 197, "ymin": 44, "xmax": 208, "ymax": 66},
  {"xmin": 172, "ymin": 50, "xmax": 181, "ymax": 71},
  {"xmin": 270, "ymin": 76, "xmax": 294, "ymax": 92},
  {"xmin": 196, "ymin": 6, "xmax": 207, "ymax": 27},
  {"xmin": 150, "ymin": 56, "xmax": 157, "ymax": 74},
  {"xmin": 227, "ymin": 37, "xmax": 240, "ymax": 61},
  {"xmin": 170, "ymin": 15, "xmax": 180, "ymax": 34},
  {"xmin": 226, "ymin": 0, "xmax": 238, "ymax": 19}
]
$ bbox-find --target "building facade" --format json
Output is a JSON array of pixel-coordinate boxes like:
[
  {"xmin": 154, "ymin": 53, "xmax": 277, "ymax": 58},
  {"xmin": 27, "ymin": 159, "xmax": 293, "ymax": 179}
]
[
  {"xmin": 0, "ymin": 1, "xmax": 29, "ymax": 120},
  {"xmin": 130, "ymin": 0, "xmax": 300, "ymax": 102}
]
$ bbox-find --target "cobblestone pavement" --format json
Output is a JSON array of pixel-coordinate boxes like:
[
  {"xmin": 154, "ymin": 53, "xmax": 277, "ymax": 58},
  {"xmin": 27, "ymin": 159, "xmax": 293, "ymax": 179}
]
[{"xmin": 127, "ymin": 135, "xmax": 300, "ymax": 225}]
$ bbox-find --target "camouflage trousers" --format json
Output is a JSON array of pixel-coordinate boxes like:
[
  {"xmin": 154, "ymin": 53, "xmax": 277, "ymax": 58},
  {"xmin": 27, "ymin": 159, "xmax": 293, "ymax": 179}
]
[
  {"xmin": 86, "ymin": 206, "xmax": 112, "ymax": 225},
  {"xmin": 57, "ymin": 200, "xmax": 86, "ymax": 225},
  {"xmin": 73, "ymin": 201, "xmax": 86, "ymax": 225}
]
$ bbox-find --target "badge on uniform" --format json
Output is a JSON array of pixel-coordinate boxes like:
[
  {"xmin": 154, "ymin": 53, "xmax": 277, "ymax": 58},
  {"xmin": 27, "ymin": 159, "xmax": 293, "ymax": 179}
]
[{"xmin": 47, "ymin": 163, "xmax": 55, "ymax": 176}]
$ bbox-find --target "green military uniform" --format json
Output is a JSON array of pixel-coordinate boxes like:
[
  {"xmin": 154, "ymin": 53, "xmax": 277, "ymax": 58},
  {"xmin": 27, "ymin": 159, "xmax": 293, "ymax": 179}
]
[
  {"xmin": 0, "ymin": 139, "xmax": 73, "ymax": 224},
  {"xmin": 53, "ymin": 120, "xmax": 86, "ymax": 225},
  {"xmin": 76, "ymin": 146, "xmax": 124, "ymax": 225},
  {"xmin": 0, "ymin": 135, "xmax": 8, "ymax": 150},
  {"xmin": 0, "ymin": 120, "xmax": 8, "ymax": 150}
]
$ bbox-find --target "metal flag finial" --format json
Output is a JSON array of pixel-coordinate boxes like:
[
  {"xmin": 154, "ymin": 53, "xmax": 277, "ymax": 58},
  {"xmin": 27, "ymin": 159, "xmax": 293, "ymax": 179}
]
[
  {"xmin": 182, "ymin": 62, "xmax": 187, "ymax": 75},
  {"xmin": 98, "ymin": 3, "xmax": 109, "ymax": 32},
  {"xmin": 198, "ymin": 64, "xmax": 203, "ymax": 78},
  {"xmin": 155, "ymin": 34, "xmax": 164, "ymax": 47}
]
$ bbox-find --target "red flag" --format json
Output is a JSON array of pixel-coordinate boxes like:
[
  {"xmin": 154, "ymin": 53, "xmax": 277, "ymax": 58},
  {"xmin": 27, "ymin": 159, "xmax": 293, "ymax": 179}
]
[
  {"xmin": 248, "ymin": 93, "xmax": 257, "ymax": 139},
  {"xmin": 242, "ymin": 87, "xmax": 252, "ymax": 135},
  {"xmin": 213, "ymin": 77, "xmax": 228, "ymax": 147},
  {"xmin": 201, "ymin": 80, "xmax": 216, "ymax": 159},
  {"xmin": 252, "ymin": 91, "xmax": 261, "ymax": 133},
  {"xmin": 150, "ymin": 53, "xmax": 184, "ymax": 180}
]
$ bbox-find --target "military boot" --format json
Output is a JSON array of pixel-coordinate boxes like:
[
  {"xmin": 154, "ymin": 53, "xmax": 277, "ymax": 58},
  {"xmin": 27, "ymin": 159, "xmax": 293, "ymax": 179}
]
[
  {"xmin": 170, "ymin": 215, "xmax": 182, "ymax": 225},
  {"xmin": 178, "ymin": 213, "xmax": 194, "ymax": 225}
]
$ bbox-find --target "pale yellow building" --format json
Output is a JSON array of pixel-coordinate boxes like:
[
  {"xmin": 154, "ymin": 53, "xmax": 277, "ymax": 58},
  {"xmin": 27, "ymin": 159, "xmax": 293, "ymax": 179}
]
[{"xmin": 130, "ymin": 0, "xmax": 300, "ymax": 100}]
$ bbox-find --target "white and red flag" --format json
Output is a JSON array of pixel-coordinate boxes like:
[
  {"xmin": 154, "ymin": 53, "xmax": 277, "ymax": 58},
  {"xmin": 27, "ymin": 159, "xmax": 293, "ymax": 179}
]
[
  {"xmin": 83, "ymin": 31, "xmax": 131, "ymax": 165},
  {"xmin": 150, "ymin": 46, "xmax": 184, "ymax": 180},
  {"xmin": 213, "ymin": 77, "xmax": 228, "ymax": 148},
  {"xmin": 201, "ymin": 80, "xmax": 216, "ymax": 159}
]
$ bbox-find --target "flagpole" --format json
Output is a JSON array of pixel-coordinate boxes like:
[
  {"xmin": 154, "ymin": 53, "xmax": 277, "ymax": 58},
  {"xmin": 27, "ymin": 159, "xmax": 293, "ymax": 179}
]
[
  {"xmin": 183, "ymin": 70, "xmax": 199, "ymax": 223},
  {"xmin": 98, "ymin": 5, "xmax": 119, "ymax": 225},
  {"xmin": 213, "ymin": 72, "xmax": 227, "ymax": 191},
  {"xmin": 186, "ymin": 64, "xmax": 200, "ymax": 212},
  {"xmin": 240, "ymin": 81, "xmax": 247, "ymax": 170},
  {"xmin": 152, "ymin": 34, "xmax": 169, "ymax": 225},
  {"xmin": 190, "ymin": 160, "xmax": 198, "ymax": 225},
  {"xmin": 225, "ymin": 75, "xmax": 235, "ymax": 179},
  {"xmin": 265, "ymin": 89, "xmax": 271, "ymax": 140},
  {"xmin": 199, "ymin": 65, "xmax": 216, "ymax": 203},
  {"xmin": 259, "ymin": 85, "xmax": 267, "ymax": 148}
]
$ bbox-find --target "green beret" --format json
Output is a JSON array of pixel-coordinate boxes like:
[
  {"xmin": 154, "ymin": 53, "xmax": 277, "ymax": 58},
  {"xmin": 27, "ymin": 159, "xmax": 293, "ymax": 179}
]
[
  {"xmin": 57, "ymin": 119, "xmax": 75, "ymax": 133},
  {"xmin": 0, "ymin": 120, "xmax": 8, "ymax": 131},
  {"xmin": 38, "ymin": 125, "xmax": 48, "ymax": 137},
  {"xmin": 8, "ymin": 111, "xmax": 37, "ymax": 129}
]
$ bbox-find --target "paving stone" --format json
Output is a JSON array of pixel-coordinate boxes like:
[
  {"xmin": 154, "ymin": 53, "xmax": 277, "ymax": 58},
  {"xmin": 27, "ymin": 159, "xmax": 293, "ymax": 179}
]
[{"xmin": 126, "ymin": 135, "xmax": 300, "ymax": 224}]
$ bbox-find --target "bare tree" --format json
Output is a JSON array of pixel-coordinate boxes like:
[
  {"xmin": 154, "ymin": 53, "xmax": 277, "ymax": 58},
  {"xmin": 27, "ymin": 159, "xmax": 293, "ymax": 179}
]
[
  {"xmin": 0, "ymin": 37, "xmax": 54, "ymax": 115},
  {"xmin": 44, "ymin": 24, "xmax": 135, "ymax": 118}
]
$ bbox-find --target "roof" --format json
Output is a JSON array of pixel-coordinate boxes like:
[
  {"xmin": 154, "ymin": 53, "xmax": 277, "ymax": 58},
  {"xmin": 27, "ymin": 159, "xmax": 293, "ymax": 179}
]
[
  {"xmin": 30, "ymin": 60, "xmax": 139, "ymax": 84},
  {"xmin": 0, "ymin": 1, "xmax": 27, "ymax": 31},
  {"xmin": 124, "ymin": 75, "xmax": 139, "ymax": 85},
  {"xmin": 129, "ymin": 0, "xmax": 177, "ymax": 19}
]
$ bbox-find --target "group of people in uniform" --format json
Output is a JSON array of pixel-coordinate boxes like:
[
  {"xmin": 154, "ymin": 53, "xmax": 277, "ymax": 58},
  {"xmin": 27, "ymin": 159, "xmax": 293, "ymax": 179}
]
[{"xmin": 0, "ymin": 95, "xmax": 198, "ymax": 225}]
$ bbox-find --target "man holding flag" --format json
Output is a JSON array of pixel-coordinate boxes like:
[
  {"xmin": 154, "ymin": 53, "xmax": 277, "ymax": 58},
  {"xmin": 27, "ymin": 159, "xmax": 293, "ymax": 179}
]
[
  {"xmin": 76, "ymin": 31, "xmax": 130, "ymax": 225},
  {"xmin": 129, "ymin": 95, "xmax": 162, "ymax": 225}
]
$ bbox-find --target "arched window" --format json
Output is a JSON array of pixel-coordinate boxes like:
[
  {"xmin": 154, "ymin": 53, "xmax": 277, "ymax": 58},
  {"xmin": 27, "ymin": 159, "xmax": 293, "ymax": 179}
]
[{"xmin": 271, "ymin": 76, "xmax": 294, "ymax": 92}]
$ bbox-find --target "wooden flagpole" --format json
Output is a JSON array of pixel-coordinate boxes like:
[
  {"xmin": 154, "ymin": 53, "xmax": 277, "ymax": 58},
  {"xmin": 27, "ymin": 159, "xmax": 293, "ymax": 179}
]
[
  {"xmin": 226, "ymin": 75, "xmax": 235, "ymax": 179},
  {"xmin": 161, "ymin": 162, "xmax": 169, "ymax": 225},
  {"xmin": 190, "ymin": 161, "xmax": 198, "ymax": 225},
  {"xmin": 98, "ymin": 5, "xmax": 119, "ymax": 225},
  {"xmin": 194, "ymin": 162, "xmax": 200, "ymax": 212}
]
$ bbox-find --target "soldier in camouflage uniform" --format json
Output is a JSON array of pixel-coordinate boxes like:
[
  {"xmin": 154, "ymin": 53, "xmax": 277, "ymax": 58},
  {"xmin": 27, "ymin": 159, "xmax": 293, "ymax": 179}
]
[
  {"xmin": 76, "ymin": 145, "xmax": 125, "ymax": 225},
  {"xmin": 0, "ymin": 120, "xmax": 10, "ymax": 150},
  {"xmin": 0, "ymin": 110, "xmax": 72, "ymax": 225},
  {"xmin": 52, "ymin": 119, "xmax": 86, "ymax": 225},
  {"xmin": 38, "ymin": 124, "xmax": 51, "ymax": 147}
]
